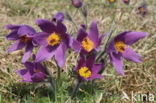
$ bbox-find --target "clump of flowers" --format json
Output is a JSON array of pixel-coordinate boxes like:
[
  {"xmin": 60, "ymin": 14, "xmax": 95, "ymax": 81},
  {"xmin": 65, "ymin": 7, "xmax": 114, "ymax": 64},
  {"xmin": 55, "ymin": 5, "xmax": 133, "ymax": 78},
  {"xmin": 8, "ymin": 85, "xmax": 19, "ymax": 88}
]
[{"xmin": 5, "ymin": 0, "xmax": 149, "ymax": 100}]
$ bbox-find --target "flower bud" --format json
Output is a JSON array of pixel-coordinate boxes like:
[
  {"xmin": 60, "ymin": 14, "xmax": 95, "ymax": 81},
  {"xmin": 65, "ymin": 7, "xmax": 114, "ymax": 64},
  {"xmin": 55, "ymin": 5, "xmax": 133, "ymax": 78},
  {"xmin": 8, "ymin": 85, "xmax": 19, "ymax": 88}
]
[
  {"xmin": 123, "ymin": 0, "xmax": 130, "ymax": 5},
  {"xmin": 71, "ymin": 0, "xmax": 83, "ymax": 8}
]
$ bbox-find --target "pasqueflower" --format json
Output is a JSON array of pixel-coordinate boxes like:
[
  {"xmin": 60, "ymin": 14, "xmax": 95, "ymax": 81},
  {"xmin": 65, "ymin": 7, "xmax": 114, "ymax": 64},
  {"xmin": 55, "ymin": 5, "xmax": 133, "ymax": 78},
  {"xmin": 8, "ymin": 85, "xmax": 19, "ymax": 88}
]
[
  {"xmin": 122, "ymin": 0, "xmax": 130, "ymax": 5},
  {"xmin": 71, "ymin": 0, "xmax": 83, "ymax": 8},
  {"xmin": 17, "ymin": 62, "xmax": 47, "ymax": 82},
  {"xmin": 71, "ymin": 21, "xmax": 103, "ymax": 53},
  {"xmin": 74, "ymin": 55, "xmax": 104, "ymax": 81},
  {"xmin": 34, "ymin": 15, "xmax": 70, "ymax": 67},
  {"xmin": 107, "ymin": 31, "xmax": 148, "ymax": 75},
  {"xmin": 6, "ymin": 24, "xmax": 36, "ymax": 62}
]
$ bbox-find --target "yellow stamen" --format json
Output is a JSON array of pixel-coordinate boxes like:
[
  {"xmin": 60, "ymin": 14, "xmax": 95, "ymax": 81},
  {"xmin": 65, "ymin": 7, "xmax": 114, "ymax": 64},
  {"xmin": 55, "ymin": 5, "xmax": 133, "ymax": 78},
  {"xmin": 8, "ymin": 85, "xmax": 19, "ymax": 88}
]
[
  {"xmin": 124, "ymin": 0, "xmax": 129, "ymax": 2},
  {"xmin": 34, "ymin": 69, "xmax": 40, "ymax": 73},
  {"xmin": 79, "ymin": 67, "xmax": 92, "ymax": 78},
  {"xmin": 108, "ymin": 0, "xmax": 116, "ymax": 3},
  {"xmin": 47, "ymin": 33, "xmax": 61, "ymax": 46},
  {"xmin": 139, "ymin": 7, "xmax": 146, "ymax": 12},
  {"xmin": 114, "ymin": 41, "xmax": 127, "ymax": 52},
  {"xmin": 81, "ymin": 37, "xmax": 94, "ymax": 52},
  {"xmin": 20, "ymin": 35, "xmax": 31, "ymax": 43}
]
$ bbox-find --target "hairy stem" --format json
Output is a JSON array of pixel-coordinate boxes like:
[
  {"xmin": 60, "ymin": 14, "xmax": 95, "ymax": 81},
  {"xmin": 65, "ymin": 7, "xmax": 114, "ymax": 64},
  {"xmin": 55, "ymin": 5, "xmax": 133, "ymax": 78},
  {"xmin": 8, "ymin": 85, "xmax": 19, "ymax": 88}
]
[{"xmin": 71, "ymin": 80, "xmax": 82, "ymax": 99}]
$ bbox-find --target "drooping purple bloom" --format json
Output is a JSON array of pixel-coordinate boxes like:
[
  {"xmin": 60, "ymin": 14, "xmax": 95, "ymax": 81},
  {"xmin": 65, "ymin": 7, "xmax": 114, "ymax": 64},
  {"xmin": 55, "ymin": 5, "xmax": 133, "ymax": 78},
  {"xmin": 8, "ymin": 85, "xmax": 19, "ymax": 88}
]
[
  {"xmin": 71, "ymin": 0, "xmax": 83, "ymax": 8},
  {"xmin": 34, "ymin": 14, "xmax": 70, "ymax": 68},
  {"xmin": 17, "ymin": 62, "xmax": 48, "ymax": 82},
  {"xmin": 6, "ymin": 24, "xmax": 36, "ymax": 63},
  {"xmin": 122, "ymin": 0, "xmax": 130, "ymax": 5},
  {"xmin": 71, "ymin": 21, "xmax": 103, "ymax": 53},
  {"xmin": 74, "ymin": 55, "xmax": 104, "ymax": 81},
  {"xmin": 107, "ymin": 31, "xmax": 148, "ymax": 75}
]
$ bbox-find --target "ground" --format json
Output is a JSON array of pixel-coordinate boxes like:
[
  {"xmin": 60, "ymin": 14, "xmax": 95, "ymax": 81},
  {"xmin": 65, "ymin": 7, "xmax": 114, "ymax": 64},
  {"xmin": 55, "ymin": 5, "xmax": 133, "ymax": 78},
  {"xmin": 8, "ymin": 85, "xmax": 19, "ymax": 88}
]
[{"xmin": 0, "ymin": 0, "xmax": 156, "ymax": 103}]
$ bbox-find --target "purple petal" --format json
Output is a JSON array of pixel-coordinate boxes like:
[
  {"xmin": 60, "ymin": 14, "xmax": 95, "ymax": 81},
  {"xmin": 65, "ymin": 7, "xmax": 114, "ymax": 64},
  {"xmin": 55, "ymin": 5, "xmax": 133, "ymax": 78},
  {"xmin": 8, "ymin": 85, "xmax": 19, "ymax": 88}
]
[
  {"xmin": 124, "ymin": 32, "xmax": 148, "ymax": 45},
  {"xmin": 55, "ymin": 43, "xmax": 67, "ymax": 68},
  {"xmin": 17, "ymin": 69, "xmax": 32, "ymax": 82},
  {"xmin": 107, "ymin": 39, "xmax": 116, "ymax": 53},
  {"xmin": 115, "ymin": 31, "xmax": 148, "ymax": 45},
  {"xmin": 71, "ymin": 39, "xmax": 81, "ymax": 52},
  {"xmin": 6, "ymin": 31, "xmax": 19, "ymax": 40},
  {"xmin": 36, "ymin": 19, "xmax": 55, "ymax": 33},
  {"xmin": 22, "ymin": 43, "xmax": 34, "ymax": 63},
  {"xmin": 55, "ymin": 22, "xmax": 67, "ymax": 34},
  {"xmin": 53, "ymin": 12, "xmax": 64, "ymax": 22},
  {"xmin": 88, "ymin": 21, "xmax": 99, "ymax": 47},
  {"xmin": 36, "ymin": 63, "xmax": 47, "ymax": 73},
  {"xmin": 33, "ymin": 32, "xmax": 49, "ymax": 46},
  {"xmin": 18, "ymin": 25, "xmax": 36, "ymax": 36},
  {"xmin": 24, "ymin": 62, "xmax": 34, "ymax": 72},
  {"xmin": 122, "ymin": 47, "xmax": 142, "ymax": 63},
  {"xmin": 31, "ymin": 72, "xmax": 47, "ymax": 82},
  {"xmin": 92, "ymin": 64, "xmax": 104, "ymax": 74},
  {"xmin": 77, "ymin": 28, "xmax": 87, "ymax": 42},
  {"xmin": 61, "ymin": 33, "xmax": 71, "ymax": 48},
  {"xmin": 35, "ymin": 46, "xmax": 55, "ymax": 62},
  {"xmin": 89, "ymin": 74, "xmax": 103, "ymax": 80},
  {"xmin": 86, "ymin": 55, "xmax": 96, "ymax": 69},
  {"xmin": 7, "ymin": 40, "xmax": 25, "ymax": 53},
  {"xmin": 5, "ymin": 24, "xmax": 21, "ymax": 30},
  {"xmin": 109, "ymin": 52, "xmax": 124, "ymax": 75}
]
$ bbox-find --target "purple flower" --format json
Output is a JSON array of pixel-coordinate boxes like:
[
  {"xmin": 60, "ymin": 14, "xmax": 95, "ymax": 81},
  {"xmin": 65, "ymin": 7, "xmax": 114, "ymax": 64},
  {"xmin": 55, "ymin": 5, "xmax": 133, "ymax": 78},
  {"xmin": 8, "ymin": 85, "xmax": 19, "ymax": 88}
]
[
  {"xmin": 34, "ymin": 17, "xmax": 70, "ymax": 67},
  {"xmin": 74, "ymin": 55, "xmax": 104, "ymax": 81},
  {"xmin": 17, "ymin": 62, "xmax": 48, "ymax": 82},
  {"xmin": 71, "ymin": 0, "xmax": 83, "ymax": 8},
  {"xmin": 107, "ymin": 31, "xmax": 148, "ymax": 75},
  {"xmin": 6, "ymin": 24, "xmax": 36, "ymax": 63},
  {"xmin": 136, "ymin": 4, "xmax": 148, "ymax": 17},
  {"xmin": 122, "ymin": 0, "xmax": 130, "ymax": 5},
  {"xmin": 71, "ymin": 21, "xmax": 103, "ymax": 53}
]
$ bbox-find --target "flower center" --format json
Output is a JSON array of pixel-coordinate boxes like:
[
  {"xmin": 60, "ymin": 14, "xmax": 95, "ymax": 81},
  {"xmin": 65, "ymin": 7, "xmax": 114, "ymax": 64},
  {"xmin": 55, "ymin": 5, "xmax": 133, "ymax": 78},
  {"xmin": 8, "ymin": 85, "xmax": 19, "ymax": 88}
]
[
  {"xmin": 20, "ymin": 35, "xmax": 31, "ymax": 43},
  {"xmin": 47, "ymin": 33, "xmax": 61, "ymax": 46},
  {"xmin": 79, "ymin": 67, "xmax": 92, "ymax": 78},
  {"xmin": 81, "ymin": 37, "xmax": 94, "ymax": 52},
  {"xmin": 34, "ymin": 69, "xmax": 40, "ymax": 73},
  {"xmin": 139, "ymin": 7, "xmax": 146, "ymax": 13},
  {"xmin": 124, "ymin": 0, "xmax": 129, "ymax": 2},
  {"xmin": 108, "ymin": 0, "xmax": 116, "ymax": 3},
  {"xmin": 114, "ymin": 41, "xmax": 127, "ymax": 53}
]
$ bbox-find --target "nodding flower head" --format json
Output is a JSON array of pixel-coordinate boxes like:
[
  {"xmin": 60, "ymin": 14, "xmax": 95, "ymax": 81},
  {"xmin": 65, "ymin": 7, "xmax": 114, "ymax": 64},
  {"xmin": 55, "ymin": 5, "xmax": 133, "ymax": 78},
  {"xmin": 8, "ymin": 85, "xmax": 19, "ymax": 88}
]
[
  {"xmin": 107, "ymin": 31, "xmax": 148, "ymax": 75},
  {"xmin": 71, "ymin": 0, "xmax": 83, "ymax": 8},
  {"xmin": 17, "ymin": 62, "xmax": 48, "ymax": 82},
  {"xmin": 122, "ymin": 0, "xmax": 130, "ymax": 5},
  {"xmin": 6, "ymin": 24, "xmax": 36, "ymax": 63}
]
